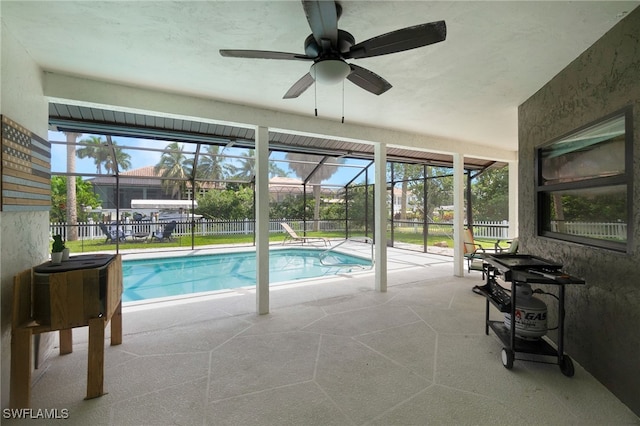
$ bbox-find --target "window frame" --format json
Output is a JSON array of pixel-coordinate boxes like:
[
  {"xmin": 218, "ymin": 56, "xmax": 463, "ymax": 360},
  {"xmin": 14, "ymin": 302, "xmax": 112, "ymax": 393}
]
[{"xmin": 535, "ymin": 107, "xmax": 634, "ymax": 252}]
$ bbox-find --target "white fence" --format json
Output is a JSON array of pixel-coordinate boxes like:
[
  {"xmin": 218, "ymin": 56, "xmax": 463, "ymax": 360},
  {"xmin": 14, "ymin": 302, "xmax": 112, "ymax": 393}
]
[
  {"xmin": 49, "ymin": 219, "xmax": 346, "ymax": 240},
  {"xmin": 49, "ymin": 218, "xmax": 628, "ymax": 244},
  {"xmin": 393, "ymin": 219, "xmax": 509, "ymax": 239},
  {"xmin": 550, "ymin": 221, "xmax": 627, "ymax": 240},
  {"xmin": 52, "ymin": 219, "xmax": 508, "ymax": 241},
  {"xmin": 471, "ymin": 220, "xmax": 510, "ymax": 239}
]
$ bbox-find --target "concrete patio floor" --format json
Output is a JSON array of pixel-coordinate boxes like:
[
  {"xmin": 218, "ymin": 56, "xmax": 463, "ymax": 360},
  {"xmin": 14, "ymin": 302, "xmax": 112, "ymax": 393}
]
[{"xmin": 7, "ymin": 242, "xmax": 639, "ymax": 425}]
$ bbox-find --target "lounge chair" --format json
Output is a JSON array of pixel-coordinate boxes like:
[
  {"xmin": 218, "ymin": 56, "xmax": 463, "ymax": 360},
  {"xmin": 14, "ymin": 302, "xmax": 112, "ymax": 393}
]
[
  {"xmin": 99, "ymin": 223, "xmax": 126, "ymax": 243},
  {"xmin": 281, "ymin": 223, "xmax": 330, "ymax": 247},
  {"xmin": 151, "ymin": 221, "xmax": 177, "ymax": 242}
]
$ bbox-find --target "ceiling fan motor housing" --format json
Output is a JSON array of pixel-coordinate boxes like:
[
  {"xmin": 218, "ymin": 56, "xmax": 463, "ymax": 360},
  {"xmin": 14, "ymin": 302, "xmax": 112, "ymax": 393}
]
[{"xmin": 304, "ymin": 29, "xmax": 355, "ymax": 58}]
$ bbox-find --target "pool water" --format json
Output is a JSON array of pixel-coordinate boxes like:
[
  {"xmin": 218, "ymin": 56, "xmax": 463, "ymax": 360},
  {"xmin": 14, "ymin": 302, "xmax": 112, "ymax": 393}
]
[{"xmin": 122, "ymin": 248, "xmax": 372, "ymax": 302}]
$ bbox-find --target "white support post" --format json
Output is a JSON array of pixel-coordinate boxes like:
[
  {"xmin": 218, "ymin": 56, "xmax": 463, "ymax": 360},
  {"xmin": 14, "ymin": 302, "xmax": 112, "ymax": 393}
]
[
  {"xmin": 374, "ymin": 142, "xmax": 387, "ymax": 292},
  {"xmin": 255, "ymin": 126, "xmax": 270, "ymax": 314},
  {"xmin": 453, "ymin": 153, "xmax": 465, "ymax": 277},
  {"xmin": 508, "ymin": 160, "xmax": 518, "ymax": 239}
]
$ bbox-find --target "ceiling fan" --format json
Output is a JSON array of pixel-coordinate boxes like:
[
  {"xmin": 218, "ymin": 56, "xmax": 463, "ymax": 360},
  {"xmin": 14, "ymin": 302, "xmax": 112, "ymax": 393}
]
[{"xmin": 220, "ymin": 0, "xmax": 446, "ymax": 99}]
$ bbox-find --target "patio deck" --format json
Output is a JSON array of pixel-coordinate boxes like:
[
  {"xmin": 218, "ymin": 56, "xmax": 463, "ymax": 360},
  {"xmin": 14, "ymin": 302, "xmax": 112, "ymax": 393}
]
[{"xmin": 10, "ymin": 241, "xmax": 638, "ymax": 425}]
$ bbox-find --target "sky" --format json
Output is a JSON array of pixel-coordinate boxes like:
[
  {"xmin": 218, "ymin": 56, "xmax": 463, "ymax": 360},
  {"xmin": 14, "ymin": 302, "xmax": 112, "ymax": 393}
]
[{"xmin": 49, "ymin": 131, "xmax": 372, "ymax": 186}]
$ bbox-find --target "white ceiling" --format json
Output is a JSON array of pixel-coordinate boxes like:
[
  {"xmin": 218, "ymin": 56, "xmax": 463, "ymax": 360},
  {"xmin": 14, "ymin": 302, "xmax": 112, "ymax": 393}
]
[{"xmin": 1, "ymin": 1, "xmax": 637, "ymax": 151}]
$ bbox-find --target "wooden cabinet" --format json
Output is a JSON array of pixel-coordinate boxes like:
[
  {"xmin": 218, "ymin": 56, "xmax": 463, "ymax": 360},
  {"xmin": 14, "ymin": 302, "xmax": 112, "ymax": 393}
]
[{"xmin": 11, "ymin": 254, "xmax": 123, "ymax": 408}]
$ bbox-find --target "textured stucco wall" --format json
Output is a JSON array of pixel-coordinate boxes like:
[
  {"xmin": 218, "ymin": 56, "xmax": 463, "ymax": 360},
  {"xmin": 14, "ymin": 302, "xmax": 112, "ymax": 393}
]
[
  {"xmin": 0, "ymin": 22, "xmax": 50, "ymax": 409},
  {"xmin": 518, "ymin": 8, "xmax": 640, "ymax": 416}
]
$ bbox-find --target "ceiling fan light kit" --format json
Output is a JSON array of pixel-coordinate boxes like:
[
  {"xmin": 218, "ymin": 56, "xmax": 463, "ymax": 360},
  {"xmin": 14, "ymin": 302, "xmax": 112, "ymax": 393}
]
[
  {"xmin": 220, "ymin": 0, "xmax": 446, "ymax": 102},
  {"xmin": 311, "ymin": 59, "xmax": 351, "ymax": 84}
]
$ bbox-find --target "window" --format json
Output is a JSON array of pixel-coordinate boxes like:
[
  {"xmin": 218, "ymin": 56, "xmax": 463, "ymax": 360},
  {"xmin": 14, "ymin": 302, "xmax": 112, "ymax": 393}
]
[{"xmin": 536, "ymin": 109, "xmax": 633, "ymax": 251}]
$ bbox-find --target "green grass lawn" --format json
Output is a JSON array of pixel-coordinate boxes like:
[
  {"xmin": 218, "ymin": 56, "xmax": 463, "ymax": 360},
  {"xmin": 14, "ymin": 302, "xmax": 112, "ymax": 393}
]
[
  {"xmin": 66, "ymin": 234, "xmax": 261, "ymax": 253},
  {"xmin": 64, "ymin": 231, "xmax": 340, "ymax": 254},
  {"xmin": 391, "ymin": 230, "xmax": 506, "ymax": 250},
  {"xmin": 63, "ymin": 229, "xmax": 505, "ymax": 254}
]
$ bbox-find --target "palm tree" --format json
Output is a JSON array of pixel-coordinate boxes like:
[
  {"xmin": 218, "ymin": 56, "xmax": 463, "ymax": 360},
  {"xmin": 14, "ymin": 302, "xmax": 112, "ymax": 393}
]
[
  {"xmin": 76, "ymin": 135, "xmax": 131, "ymax": 174},
  {"xmin": 232, "ymin": 149, "xmax": 289, "ymax": 181},
  {"xmin": 285, "ymin": 153, "xmax": 344, "ymax": 230},
  {"xmin": 76, "ymin": 136, "xmax": 108, "ymax": 173},
  {"xmin": 269, "ymin": 162, "xmax": 288, "ymax": 178},
  {"xmin": 65, "ymin": 132, "xmax": 81, "ymax": 240},
  {"xmin": 197, "ymin": 145, "xmax": 238, "ymax": 187},
  {"xmin": 155, "ymin": 142, "xmax": 193, "ymax": 199},
  {"xmin": 233, "ymin": 149, "xmax": 255, "ymax": 181},
  {"xmin": 104, "ymin": 142, "xmax": 131, "ymax": 174}
]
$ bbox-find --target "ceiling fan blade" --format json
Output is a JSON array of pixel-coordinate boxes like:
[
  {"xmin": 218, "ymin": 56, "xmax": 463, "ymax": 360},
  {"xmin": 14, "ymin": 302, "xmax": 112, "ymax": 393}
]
[
  {"xmin": 220, "ymin": 49, "xmax": 313, "ymax": 61},
  {"xmin": 302, "ymin": 0, "xmax": 338, "ymax": 48},
  {"xmin": 345, "ymin": 20, "xmax": 446, "ymax": 59},
  {"xmin": 346, "ymin": 64, "xmax": 392, "ymax": 95},
  {"xmin": 283, "ymin": 73, "xmax": 315, "ymax": 99}
]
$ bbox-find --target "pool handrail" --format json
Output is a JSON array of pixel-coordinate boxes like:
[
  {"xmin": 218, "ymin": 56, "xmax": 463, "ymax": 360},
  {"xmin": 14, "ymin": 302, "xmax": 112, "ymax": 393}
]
[{"xmin": 319, "ymin": 238, "xmax": 374, "ymax": 270}]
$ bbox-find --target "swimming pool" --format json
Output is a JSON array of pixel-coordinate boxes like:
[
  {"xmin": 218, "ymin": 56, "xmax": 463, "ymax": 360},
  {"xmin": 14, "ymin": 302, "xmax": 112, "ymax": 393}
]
[{"xmin": 122, "ymin": 248, "xmax": 372, "ymax": 302}]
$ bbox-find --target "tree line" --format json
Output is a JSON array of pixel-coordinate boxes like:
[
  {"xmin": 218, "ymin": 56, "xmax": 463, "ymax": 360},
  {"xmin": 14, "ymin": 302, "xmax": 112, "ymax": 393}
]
[{"xmin": 55, "ymin": 133, "xmax": 511, "ymax": 240}]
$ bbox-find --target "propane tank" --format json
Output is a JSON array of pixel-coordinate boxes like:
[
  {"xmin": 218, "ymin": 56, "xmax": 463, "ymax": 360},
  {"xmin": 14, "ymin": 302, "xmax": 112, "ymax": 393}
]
[{"xmin": 504, "ymin": 283, "xmax": 547, "ymax": 340}]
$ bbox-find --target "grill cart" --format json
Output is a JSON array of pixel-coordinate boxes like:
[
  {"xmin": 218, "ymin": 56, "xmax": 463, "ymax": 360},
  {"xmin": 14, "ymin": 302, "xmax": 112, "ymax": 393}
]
[{"xmin": 475, "ymin": 254, "xmax": 585, "ymax": 376}]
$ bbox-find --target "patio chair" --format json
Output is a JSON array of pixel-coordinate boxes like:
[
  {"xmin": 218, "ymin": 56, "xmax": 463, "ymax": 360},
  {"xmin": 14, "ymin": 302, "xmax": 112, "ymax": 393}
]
[
  {"xmin": 281, "ymin": 223, "xmax": 330, "ymax": 247},
  {"xmin": 151, "ymin": 221, "xmax": 177, "ymax": 242},
  {"xmin": 99, "ymin": 223, "xmax": 126, "ymax": 243},
  {"xmin": 471, "ymin": 236, "xmax": 519, "ymax": 295},
  {"xmin": 495, "ymin": 237, "xmax": 519, "ymax": 254},
  {"xmin": 463, "ymin": 228, "xmax": 498, "ymax": 276}
]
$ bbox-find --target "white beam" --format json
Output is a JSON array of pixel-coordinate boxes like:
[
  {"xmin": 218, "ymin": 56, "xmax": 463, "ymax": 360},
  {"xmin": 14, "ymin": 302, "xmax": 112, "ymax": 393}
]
[
  {"xmin": 43, "ymin": 72, "xmax": 517, "ymax": 162},
  {"xmin": 255, "ymin": 126, "xmax": 270, "ymax": 314},
  {"xmin": 453, "ymin": 153, "xmax": 465, "ymax": 277},
  {"xmin": 374, "ymin": 142, "xmax": 387, "ymax": 292}
]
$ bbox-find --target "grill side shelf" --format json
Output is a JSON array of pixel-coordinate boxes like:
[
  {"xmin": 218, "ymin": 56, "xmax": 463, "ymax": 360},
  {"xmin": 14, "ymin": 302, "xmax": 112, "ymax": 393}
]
[{"xmin": 475, "ymin": 284, "xmax": 511, "ymax": 313}]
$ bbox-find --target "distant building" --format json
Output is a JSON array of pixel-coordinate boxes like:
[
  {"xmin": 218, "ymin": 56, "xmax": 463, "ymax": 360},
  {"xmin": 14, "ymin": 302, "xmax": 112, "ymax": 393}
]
[
  {"xmin": 90, "ymin": 166, "xmax": 166, "ymax": 209},
  {"xmin": 89, "ymin": 168, "xmax": 340, "ymax": 209},
  {"xmin": 268, "ymin": 176, "xmax": 339, "ymax": 202},
  {"xmin": 389, "ymin": 187, "xmax": 417, "ymax": 217}
]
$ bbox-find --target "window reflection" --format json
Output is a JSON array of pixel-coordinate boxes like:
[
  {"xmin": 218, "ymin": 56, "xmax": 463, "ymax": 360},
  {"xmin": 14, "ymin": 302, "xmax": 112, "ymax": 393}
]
[
  {"xmin": 540, "ymin": 115, "xmax": 625, "ymax": 185},
  {"xmin": 543, "ymin": 186, "xmax": 627, "ymax": 243},
  {"xmin": 537, "ymin": 110, "xmax": 631, "ymax": 251}
]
